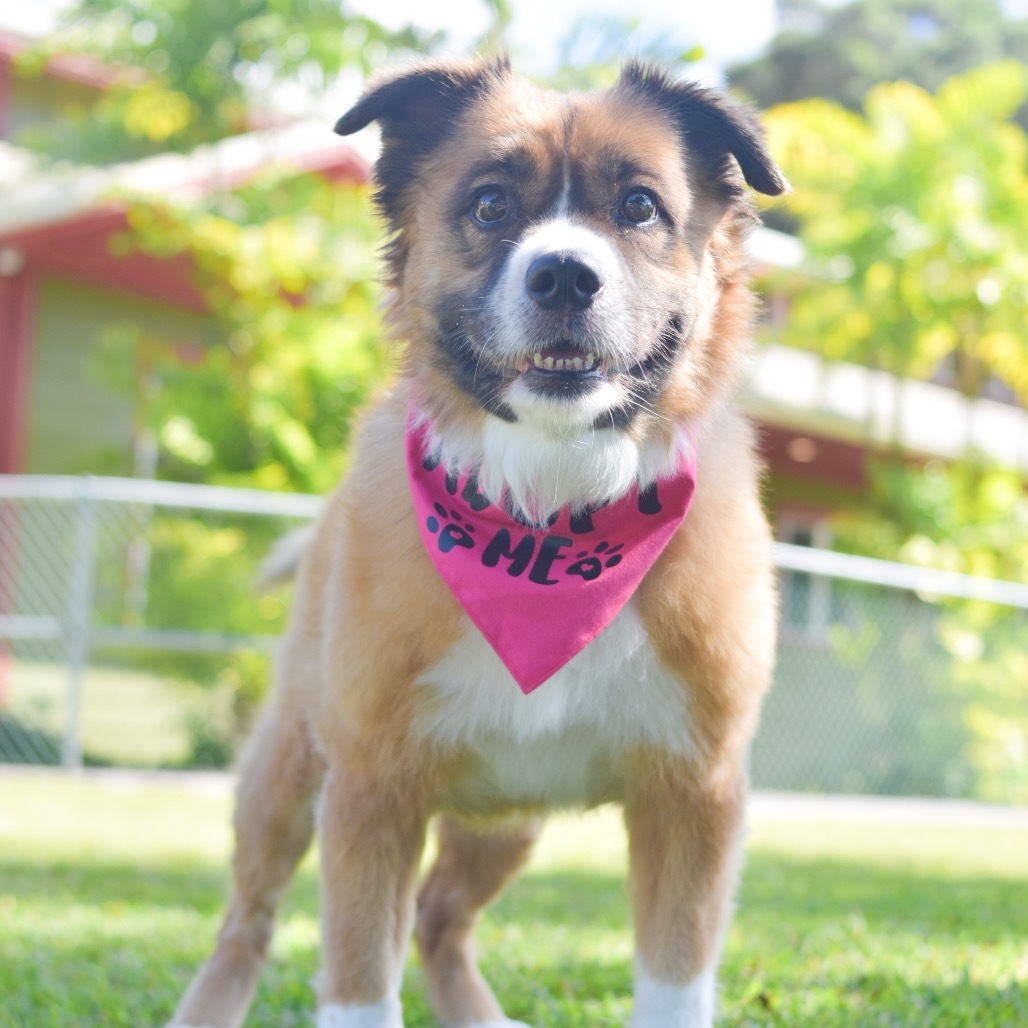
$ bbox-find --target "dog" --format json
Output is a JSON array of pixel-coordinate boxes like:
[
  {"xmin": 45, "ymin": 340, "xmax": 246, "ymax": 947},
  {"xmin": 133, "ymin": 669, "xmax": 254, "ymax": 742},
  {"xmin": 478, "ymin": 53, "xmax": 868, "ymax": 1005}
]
[{"xmin": 169, "ymin": 57, "xmax": 785, "ymax": 1028}]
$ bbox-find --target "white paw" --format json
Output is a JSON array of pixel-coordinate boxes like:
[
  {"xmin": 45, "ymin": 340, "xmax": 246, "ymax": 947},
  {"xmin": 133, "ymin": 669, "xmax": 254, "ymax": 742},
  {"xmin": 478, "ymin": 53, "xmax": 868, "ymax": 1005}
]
[
  {"xmin": 466, "ymin": 1021, "xmax": 534, "ymax": 1028},
  {"xmin": 317, "ymin": 997, "xmax": 403, "ymax": 1028},
  {"xmin": 631, "ymin": 958, "xmax": 716, "ymax": 1028}
]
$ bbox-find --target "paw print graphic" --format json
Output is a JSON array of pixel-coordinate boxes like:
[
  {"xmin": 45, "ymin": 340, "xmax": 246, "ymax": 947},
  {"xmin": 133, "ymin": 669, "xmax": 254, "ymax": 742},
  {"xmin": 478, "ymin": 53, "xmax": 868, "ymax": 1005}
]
[
  {"xmin": 566, "ymin": 541, "xmax": 624, "ymax": 581},
  {"xmin": 426, "ymin": 503, "xmax": 476, "ymax": 554}
]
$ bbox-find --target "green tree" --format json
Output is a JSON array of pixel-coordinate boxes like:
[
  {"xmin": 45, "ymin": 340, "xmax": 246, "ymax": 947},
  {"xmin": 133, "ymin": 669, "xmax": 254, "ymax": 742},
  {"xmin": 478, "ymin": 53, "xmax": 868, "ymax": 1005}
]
[
  {"xmin": 24, "ymin": 0, "xmax": 439, "ymax": 162},
  {"xmin": 765, "ymin": 61, "xmax": 1028, "ymax": 399},
  {"xmin": 100, "ymin": 173, "xmax": 388, "ymax": 494},
  {"xmin": 729, "ymin": 0, "xmax": 1028, "ymax": 124}
]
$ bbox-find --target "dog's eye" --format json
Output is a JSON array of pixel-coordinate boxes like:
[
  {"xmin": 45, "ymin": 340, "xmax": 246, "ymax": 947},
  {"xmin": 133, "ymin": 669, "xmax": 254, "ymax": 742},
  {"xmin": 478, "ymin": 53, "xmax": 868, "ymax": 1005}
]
[
  {"xmin": 619, "ymin": 190, "xmax": 658, "ymax": 225},
  {"xmin": 471, "ymin": 186, "xmax": 510, "ymax": 225}
]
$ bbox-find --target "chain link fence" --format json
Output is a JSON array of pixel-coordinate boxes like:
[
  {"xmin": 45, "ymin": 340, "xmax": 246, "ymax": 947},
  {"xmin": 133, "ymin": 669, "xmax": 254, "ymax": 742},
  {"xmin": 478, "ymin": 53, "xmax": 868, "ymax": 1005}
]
[
  {"xmin": 760, "ymin": 545, "xmax": 1027, "ymax": 803},
  {"xmin": 1, "ymin": 474, "xmax": 1026, "ymax": 802},
  {"xmin": 0, "ymin": 476, "xmax": 318, "ymax": 770}
]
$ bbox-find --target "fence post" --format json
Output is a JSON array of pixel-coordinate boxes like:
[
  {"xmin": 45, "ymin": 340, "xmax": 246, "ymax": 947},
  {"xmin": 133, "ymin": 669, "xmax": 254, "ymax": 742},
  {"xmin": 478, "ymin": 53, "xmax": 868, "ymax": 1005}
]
[{"xmin": 62, "ymin": 476, "xmax": 99, "ymax": 769}]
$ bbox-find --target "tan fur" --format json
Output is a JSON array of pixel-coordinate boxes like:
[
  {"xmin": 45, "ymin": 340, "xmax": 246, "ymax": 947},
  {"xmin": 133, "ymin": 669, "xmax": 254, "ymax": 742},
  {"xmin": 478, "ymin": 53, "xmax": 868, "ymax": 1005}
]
[
  {"xmin": 170, "ymin": 59, "xmax": 781, "ymax": 1028},
  {"xmin": 416, "ymin": 816, "xmax": 541, "ymax": 1024}
]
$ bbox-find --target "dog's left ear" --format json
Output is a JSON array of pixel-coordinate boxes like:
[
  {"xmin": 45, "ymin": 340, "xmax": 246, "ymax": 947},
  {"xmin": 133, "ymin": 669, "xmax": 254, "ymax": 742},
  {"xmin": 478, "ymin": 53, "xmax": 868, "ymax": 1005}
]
[
  {"xmin": 336, "ymin": 58, "xmax": 511, "ymax": 221},
  {"xmin": 618, "ymin": 62, "xmax": 788, "ymax": 197}
]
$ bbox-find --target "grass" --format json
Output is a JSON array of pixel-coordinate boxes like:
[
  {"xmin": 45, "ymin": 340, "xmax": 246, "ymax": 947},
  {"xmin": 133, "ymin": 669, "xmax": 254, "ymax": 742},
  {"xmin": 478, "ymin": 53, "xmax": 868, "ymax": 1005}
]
[{"xmin": 1, "ymin": 773, "xmax": 1026, "ymax": 1027}]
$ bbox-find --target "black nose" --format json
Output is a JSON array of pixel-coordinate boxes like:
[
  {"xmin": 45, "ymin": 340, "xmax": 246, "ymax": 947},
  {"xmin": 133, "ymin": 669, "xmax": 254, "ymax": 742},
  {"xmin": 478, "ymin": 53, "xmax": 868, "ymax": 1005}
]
[{"xmin": 526, "ymin": 253, "xmax": 602, "ymax": 311}]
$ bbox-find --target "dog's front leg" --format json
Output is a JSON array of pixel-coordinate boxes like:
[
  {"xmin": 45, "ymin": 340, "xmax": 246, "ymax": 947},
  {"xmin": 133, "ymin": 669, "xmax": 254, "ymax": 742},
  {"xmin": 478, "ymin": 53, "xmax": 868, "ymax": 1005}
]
[
  {"xmin": 625, "ymin": 762, "xmax": 747, "ymax": 1028},
  {"xmin": 315, "ymin": 762, "xmax": 429, "ymax": 1028}
]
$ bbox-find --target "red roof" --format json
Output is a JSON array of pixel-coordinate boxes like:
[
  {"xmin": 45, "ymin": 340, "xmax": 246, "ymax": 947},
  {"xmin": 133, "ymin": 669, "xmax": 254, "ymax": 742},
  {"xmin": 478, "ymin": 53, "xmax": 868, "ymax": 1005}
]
[
  {"xmin": 0, "ymin": 132, "xmax": 371, "ymax": 310},
  {"xmin": 0, "ymin": 28, "xmax": 126, "ymax": 89}
]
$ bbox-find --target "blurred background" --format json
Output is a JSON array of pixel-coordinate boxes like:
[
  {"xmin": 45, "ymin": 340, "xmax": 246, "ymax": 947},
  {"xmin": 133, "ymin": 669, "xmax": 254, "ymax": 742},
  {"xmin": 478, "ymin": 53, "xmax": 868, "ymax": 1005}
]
[{"xmin": 0, "ymin": 0, "xmax": 1026, "ymax": 803}]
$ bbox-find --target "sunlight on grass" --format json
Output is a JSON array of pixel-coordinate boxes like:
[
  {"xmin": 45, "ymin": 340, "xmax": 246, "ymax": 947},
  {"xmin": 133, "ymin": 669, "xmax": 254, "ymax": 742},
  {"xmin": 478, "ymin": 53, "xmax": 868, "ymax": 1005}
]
[
  {"xmin": 0, "ymin": 771, "xmax": 233, "ymax": 862},
  {"xmin": 1, "ymin": 771, "xmax": 1026, "ymax": 1026},
  {"xmin": 8, "ymin": 663, "xmax": 230, "ymax": 768}
]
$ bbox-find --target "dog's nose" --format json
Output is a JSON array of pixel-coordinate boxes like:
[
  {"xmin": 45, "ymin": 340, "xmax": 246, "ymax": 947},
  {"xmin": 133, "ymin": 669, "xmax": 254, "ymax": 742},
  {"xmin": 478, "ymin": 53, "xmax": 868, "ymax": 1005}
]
[{"xmin": 526, "ymin": 253, "xmax": 602, "ymax": 311}]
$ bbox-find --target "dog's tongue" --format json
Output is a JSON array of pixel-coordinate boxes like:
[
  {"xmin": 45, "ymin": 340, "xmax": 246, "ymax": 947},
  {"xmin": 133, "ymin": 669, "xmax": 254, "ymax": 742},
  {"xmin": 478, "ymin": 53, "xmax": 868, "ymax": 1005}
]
[{"xmin": 406, "ymin": 417, "xmax": 697, "ymax": 692}]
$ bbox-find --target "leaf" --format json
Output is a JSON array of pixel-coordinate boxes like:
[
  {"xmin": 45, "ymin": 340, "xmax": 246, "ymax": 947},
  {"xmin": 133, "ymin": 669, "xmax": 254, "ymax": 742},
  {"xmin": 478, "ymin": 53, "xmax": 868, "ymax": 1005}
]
[
  {"xmin": 865, "ymin": 81, "xmax": 944, "ymax": 147},
  {"xmin": 766, "ymin": 64, "xmax": 1028, "ymax": 401},
  {"xmin": 937, "ymin": 60, "xmax": 1028, "ymax": 126}
]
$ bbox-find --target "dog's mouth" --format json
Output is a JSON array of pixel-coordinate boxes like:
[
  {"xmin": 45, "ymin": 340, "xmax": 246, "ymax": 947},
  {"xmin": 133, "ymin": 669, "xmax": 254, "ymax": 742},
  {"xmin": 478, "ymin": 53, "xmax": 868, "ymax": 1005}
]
[{"xmin": 517, "ymin": 344, "xmax": 605, "ymax": 378}]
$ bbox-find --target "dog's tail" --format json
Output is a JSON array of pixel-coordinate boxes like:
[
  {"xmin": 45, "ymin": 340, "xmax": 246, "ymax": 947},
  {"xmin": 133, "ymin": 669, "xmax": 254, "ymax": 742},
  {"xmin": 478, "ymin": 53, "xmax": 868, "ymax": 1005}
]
[{"xmin": 256, "ymin": 524, "xmax": 315, "ymax": 591}]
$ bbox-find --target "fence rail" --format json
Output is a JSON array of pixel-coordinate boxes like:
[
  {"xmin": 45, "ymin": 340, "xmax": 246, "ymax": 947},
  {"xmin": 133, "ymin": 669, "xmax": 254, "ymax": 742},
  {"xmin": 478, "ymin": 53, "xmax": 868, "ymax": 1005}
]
[
  {"xmin": 772, "ymin": 540, "xmax": 1028, "ymax": 607},
  {"xmin": 1, "ymin": 475, "xmax": 1026, "ymax": 803}
]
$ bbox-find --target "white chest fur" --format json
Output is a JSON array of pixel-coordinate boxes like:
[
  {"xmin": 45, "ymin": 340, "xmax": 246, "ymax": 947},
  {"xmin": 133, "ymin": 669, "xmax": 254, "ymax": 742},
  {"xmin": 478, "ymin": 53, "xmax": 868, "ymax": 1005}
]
[{"xmin": 413, "ymin": 603, "xmax": 695, "ymax": 813}]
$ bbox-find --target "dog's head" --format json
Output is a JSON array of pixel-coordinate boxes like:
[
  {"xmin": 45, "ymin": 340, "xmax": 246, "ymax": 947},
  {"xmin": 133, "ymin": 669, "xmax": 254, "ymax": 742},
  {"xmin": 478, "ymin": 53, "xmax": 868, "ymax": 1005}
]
[{"xmin": 336, "ymin": 59, "xmax": 785, "ymax": 521}]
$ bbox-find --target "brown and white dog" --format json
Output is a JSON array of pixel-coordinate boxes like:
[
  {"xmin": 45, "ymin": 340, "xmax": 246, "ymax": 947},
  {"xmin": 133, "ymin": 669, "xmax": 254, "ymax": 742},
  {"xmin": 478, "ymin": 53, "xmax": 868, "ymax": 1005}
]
[{"xmin": 170, "ymin": 58, "xmax": 785, "ymax": 1028}]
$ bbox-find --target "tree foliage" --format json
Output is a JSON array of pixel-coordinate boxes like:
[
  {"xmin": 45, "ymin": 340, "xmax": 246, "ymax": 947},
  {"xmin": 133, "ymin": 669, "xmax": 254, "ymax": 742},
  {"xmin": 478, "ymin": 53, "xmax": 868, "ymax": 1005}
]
[
  {"xmin": 729, "ymin": 0, "xmax": 1028, "ymax": 126},
  {"xmin": 27, "ymin": 0, "xmax": 457, "ymax": 162},
  {"xmin": 101, "ymin": 173, "xmax": 388, "ymax": 494},
  {"xmin": 765, "ymin": 61, "xmax": 1028, "ymax": 399}
]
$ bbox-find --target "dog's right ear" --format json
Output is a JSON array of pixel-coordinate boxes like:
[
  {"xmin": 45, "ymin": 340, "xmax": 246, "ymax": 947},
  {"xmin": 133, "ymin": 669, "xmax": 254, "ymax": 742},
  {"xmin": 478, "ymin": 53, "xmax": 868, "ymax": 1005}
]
[{"xmin": 335, "ymin": 58, "xmax": 510, "ymax": 222}]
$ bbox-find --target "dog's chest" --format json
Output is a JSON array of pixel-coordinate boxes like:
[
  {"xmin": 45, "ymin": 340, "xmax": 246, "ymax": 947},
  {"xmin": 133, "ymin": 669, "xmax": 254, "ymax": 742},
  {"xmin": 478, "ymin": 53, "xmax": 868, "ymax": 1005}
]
[{"xmin": 413, "ymin": 603, "xmax": 694, "ymax": 812}]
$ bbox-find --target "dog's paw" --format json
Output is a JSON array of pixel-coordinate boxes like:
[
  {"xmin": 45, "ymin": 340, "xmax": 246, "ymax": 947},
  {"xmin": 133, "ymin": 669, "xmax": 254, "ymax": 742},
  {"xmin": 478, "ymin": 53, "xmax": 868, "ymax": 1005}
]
[
  {"xmin": 465, "ymin": 1021, "xmax": 534, "ymax": 1027},
  {"xmin": 317, "ymin": 998, "xmax": 403, "ymax": 1028}
]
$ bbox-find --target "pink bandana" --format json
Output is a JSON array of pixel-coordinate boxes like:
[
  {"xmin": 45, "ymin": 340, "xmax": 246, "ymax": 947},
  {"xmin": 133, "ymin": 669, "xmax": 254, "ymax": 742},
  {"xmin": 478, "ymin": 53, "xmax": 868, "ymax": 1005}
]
[{"xmin": 407, "ymin": 418, "xmax": 697, "ymax": 694}]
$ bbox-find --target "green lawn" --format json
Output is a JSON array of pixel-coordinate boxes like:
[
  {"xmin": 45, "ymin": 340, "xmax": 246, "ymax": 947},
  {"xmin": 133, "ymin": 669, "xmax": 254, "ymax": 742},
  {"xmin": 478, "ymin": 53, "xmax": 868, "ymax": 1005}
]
[
  {"xmin": 1, "ymin": 773, "xmax": 1025, "ymax": 1027},
  {"xmin": 3, "ymin": 662, "xmax": 236, "ymax": 768}
]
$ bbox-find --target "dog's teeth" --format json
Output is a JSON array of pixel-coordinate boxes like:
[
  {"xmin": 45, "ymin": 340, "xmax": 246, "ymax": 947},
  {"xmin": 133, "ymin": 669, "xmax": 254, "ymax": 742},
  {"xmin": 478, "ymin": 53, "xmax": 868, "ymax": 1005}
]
[{"xmin": 531, "ymin": 353, "xmax": 596, "ymax": 372}]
